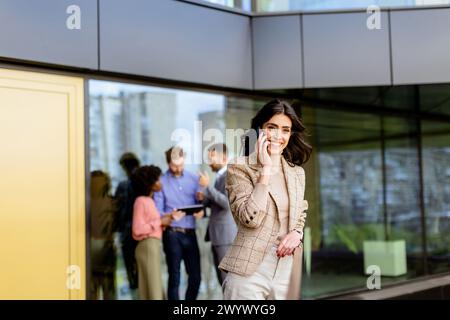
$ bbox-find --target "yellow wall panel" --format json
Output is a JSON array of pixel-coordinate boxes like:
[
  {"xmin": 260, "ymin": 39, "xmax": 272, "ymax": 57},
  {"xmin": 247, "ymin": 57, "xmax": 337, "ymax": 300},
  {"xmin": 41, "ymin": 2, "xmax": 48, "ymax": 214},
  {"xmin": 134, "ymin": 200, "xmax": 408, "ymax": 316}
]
[{"xmin": 0, "ymin": 68, "xmax": 85, "ymax": 299}]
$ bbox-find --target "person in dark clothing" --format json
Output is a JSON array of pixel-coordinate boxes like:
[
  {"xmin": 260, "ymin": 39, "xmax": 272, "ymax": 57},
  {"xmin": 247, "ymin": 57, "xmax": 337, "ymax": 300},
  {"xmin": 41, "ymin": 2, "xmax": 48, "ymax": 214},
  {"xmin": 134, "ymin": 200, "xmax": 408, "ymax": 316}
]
[
  {"xmin": 90, "ymin": 170, "xmax": 117, "ymax": 300},
  {"xmin": 115, "ymin": 152, "xmax": 140, "ymax": 295}
]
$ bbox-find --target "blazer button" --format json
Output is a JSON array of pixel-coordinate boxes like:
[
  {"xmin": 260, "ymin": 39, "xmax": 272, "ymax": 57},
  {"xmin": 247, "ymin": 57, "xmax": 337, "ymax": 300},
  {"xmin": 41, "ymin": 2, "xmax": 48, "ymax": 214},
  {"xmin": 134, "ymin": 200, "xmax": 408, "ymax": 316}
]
[
  {"xmin": 254, "ymin": 211, "xmax": 257, "ymax": 214},
  {"xmin": 250, "ymin": 216, "xmax": 254, "ymax": 220},
  {"xmin": 245, "ymin": 220, "xmax": 250, "ymax": 224}
]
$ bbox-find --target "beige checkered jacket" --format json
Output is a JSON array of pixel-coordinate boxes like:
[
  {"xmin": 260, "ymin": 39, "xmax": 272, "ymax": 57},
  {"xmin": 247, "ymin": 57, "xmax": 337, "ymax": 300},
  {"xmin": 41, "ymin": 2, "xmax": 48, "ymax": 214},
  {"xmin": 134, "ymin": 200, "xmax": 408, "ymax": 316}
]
[{"xmin": 218, "ymin": 152, "xmax": 308, "ymax": 278}]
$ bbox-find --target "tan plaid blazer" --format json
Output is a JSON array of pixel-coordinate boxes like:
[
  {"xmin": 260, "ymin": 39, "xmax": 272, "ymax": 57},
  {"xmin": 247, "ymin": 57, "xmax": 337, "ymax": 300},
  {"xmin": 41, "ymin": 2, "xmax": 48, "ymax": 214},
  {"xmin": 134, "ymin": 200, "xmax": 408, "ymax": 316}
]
[{"xmin": 219, "ymin": 152, "xmax": 308, "ymax": 279}]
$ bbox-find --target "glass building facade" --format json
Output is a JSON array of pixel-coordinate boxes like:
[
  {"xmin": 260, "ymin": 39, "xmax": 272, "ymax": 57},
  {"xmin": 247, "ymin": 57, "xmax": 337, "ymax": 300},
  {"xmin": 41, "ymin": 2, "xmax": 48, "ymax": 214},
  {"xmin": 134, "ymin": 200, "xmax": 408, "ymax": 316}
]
[{"xmin": 89, "ymin": 80, "xmax": 450, "ymax": 299}]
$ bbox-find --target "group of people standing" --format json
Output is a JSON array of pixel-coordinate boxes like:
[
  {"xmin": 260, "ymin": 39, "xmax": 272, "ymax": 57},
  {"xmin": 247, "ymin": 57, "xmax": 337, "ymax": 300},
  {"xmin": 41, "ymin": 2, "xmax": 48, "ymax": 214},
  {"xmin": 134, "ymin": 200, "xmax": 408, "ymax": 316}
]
[
  {"xmin": 90, "ymin": 99, "xmax": 311, "ymax": 300},
  {"xmin": 132, "ymin": 143, "xmax": 236, "ymax": 300},
  {"xmin": 90, "ymin": 142, "xmax": 236, "ymax": 300}
]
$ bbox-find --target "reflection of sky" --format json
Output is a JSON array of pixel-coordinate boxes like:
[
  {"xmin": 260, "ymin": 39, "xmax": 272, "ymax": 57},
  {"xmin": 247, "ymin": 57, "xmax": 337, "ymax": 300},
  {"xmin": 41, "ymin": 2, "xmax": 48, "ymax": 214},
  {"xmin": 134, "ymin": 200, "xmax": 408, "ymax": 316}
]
[
  {"xmin": 205, "ymin": 0, "xmax": 252, "ymax": 11},
  {"xmin": 90, "ymin": 81, "xmax": 225, "ymax": 134},
  {"xmin": 256, "ymin": 0, "xmax": 450, "ymax": 11},
  {"xmin": 89, "ymin": 80, "xmax": 225, "ymax": 173},
  {"xmin": 175, "ymin": 92, "xmax": 224, "ymax": 171}
]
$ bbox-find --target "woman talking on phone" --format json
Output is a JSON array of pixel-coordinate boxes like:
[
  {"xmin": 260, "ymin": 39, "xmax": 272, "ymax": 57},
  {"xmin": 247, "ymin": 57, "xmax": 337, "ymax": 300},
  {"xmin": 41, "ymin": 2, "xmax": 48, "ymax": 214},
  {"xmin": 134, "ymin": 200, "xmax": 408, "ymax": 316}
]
[{"xmin": 219, "ymin": 99, "xmax": 312, "ymax": 300}]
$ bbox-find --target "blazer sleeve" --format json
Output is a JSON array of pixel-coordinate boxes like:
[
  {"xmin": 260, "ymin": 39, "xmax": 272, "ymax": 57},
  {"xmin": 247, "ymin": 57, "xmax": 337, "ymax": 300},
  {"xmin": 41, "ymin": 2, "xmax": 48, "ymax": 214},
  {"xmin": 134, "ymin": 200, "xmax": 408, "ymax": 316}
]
[
  {"xmin": 204, "ymin": 175, "xmax": 229, "ymax": 210},
  {"xmin": 293, "ymin": 167, "xmax": 308, "ymax": 239},
  {"xmin": 202, "ymin": 196, "xmax": 212, "ymax": 208},
  {"xmin": 225, "ymin": 163, "xmax": 268, "ymax": 229}
]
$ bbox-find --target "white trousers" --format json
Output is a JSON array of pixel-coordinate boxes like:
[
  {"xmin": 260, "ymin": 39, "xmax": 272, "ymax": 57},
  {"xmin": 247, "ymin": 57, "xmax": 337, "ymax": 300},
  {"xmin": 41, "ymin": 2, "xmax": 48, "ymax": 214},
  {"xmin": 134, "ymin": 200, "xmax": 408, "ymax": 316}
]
[{"xmin": 223, "ymin": 245, "xmax": 293, "ymax": 300}]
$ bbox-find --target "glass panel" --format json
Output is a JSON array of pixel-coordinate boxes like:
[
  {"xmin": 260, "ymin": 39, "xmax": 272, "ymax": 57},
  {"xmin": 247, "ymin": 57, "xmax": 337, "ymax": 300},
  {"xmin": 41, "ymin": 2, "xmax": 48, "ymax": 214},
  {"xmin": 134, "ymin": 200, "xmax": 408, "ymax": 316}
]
[
  {"xmin": 301, "ymin": 107, "xmax": 384, "ymax": 298},
  {"xmin": 421, "ymin": 120, "xmax": 450, "ymax": 274},
  {"xmin": 299, "ymin": 106, "xmax": 424, "ymax": 299},
  {"xmin": 420, "ymin": 84, "xmax": 450, "ymax": 116},
  {"xmin": 88, "ymin": 80, "xmax": 449, "ymax": 300},
  {"xmin": 255, "ymin": 0, "xmax": 450, "ymax": 12},
  {"xmin": 202, "ymin": 0, "xmax": 252, "ymax": 11},
  {"xmin": 378, "ymin": 86, "xmax": 415, "ymax": 110},
  {"xmin": 88, "ymin": 79, "xmax": 264, "ymax": 299},
  {"xmin": 315, "ymin": 87, "xmax": 381, "ymax": 106},
  {"xmin": 302, "ymin": 86, "xmax": 415, "ymax": 111},
  {"xmin": 382, "ymin": 117, "xmax": 424, "ymax": 275}
]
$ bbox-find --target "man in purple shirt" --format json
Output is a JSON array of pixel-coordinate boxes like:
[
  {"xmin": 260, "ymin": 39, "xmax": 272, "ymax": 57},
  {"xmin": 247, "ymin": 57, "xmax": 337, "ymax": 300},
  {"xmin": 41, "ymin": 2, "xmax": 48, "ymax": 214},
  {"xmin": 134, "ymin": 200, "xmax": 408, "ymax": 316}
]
[{"xmin": 154, "ymin": 146, "xmax": 204, "ymax": 300}]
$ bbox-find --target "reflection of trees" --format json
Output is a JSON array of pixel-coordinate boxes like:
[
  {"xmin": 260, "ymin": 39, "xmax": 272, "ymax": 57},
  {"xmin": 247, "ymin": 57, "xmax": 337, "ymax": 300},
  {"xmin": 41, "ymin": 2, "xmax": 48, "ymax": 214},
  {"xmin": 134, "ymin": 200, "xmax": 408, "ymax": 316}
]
[
  {"xmin": 319, "ymin": 146, "xmax": 442, "ymax": 253},
  {"xmin": 423, "ymin": 147, "xmax": 450, "ymax": 255},
  {"xmin": 320, "ymin": 150, "xmax": 383, "ymax": 235}
]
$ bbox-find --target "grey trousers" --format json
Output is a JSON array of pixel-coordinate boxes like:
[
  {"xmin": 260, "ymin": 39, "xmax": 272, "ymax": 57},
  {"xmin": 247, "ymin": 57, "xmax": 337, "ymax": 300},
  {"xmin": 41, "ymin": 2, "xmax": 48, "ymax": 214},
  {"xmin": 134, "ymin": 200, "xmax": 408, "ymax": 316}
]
[{"xmin": 212, "ymin": 245, "xmax": 230, "ymax": 286}]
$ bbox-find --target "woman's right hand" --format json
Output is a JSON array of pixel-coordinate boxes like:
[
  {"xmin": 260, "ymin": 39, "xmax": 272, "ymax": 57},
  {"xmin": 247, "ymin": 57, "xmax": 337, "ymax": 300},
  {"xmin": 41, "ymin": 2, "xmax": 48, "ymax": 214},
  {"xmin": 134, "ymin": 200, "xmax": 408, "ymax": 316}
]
[{"xmin": 257, "ymin": 129, "xmax": 272, "ymax": 168}]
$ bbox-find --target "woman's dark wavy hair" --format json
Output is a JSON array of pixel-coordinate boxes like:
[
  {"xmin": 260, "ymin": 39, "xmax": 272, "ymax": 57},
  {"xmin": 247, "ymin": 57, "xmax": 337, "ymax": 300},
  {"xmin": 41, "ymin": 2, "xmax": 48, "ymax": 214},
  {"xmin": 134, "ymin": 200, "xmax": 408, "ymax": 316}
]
[
  {"xmin": 247, "ymin": 99, "xmax": 312, "ymax": 166},
  {"xmin": 131, "ymin": 165, "xmax": 162, "ymax": 197}
]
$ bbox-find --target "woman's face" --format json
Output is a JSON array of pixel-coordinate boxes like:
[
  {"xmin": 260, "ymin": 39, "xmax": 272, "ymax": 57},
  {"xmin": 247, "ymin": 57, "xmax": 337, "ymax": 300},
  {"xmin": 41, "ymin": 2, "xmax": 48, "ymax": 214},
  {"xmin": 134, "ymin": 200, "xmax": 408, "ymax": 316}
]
[
  {"xmin": 262, "ymin": 113, "xmax": 292, "ymax": 155},
  {"xmin": 151, "ymin": 178, "xmax": 162, "ymax": 193}
]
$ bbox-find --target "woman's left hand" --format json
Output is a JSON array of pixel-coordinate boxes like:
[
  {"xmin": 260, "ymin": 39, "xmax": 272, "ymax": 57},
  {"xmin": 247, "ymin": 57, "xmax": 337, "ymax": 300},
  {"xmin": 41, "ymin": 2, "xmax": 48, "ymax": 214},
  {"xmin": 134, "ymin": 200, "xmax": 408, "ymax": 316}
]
[{"xmin": 276, "ymin": 231, "xmax": 302, "ymax": 257}]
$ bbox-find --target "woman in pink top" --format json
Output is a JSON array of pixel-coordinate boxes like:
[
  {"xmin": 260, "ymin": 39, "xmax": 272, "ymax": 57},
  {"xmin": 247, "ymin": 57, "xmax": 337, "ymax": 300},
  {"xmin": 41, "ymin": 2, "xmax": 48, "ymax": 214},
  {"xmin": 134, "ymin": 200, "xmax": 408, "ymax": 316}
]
[{"xmin": 131, "ymin": 165, "xmax": 184, "ymax": 300}]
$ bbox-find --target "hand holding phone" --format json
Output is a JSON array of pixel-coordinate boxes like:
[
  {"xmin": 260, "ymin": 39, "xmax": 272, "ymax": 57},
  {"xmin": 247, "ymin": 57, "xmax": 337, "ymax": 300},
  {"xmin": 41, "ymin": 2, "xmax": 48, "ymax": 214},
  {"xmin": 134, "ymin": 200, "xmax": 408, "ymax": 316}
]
[{"xmin": 257, "ymin": 129, "xmax": 272, "ymax": 168}]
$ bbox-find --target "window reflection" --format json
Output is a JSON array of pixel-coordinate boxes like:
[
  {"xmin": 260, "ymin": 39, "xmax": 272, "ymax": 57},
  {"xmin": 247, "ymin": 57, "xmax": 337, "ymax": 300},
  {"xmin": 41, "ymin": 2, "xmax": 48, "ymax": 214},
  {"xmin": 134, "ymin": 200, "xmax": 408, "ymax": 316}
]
[
  {"xmin": 88, "ymin": 80, "xmax": 450, "ymax": 299},
  {"xmin": 299, "ymin": 103, "xmax": 427, "ymax": 298},
  {"xmin": 422, "ymin": 121, "xmax": 450, "ymax": 274},
  {"xmin": 255, "ymin": 0, "xmax": 450, "ymax": 12},
  {"xmin": 301, "ymin": 108, "xmax": 389, "ymax": 298},
  {"xmin": 203, "ymin": 0, "xmax": 252, "ymax": 11},
  {"xmin": 89, "ymin": 80, "xmax": 261, "ymax": 299},
  {"xmin": 90, "ymin": 170, "xmax": 118, "ymax": 300}
]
